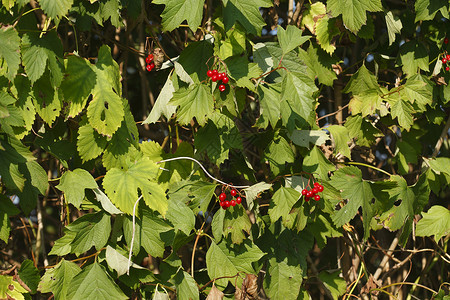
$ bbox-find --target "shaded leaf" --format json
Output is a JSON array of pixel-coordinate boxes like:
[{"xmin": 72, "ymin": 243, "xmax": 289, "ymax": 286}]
[
  {"xmin": 56, "ymin": 168, "xmax": 98, "ymax": 208},
  {"xmin": 416, "ymin": 205, "xmax": 450, "ymax": 242},
  {"xmin": 38, "ymin": 259, "xmax": 81, "ymax": 299}
]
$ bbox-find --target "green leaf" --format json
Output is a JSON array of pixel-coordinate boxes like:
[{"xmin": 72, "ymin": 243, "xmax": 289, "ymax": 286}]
[
  {"xmin": 222, "ymin": 205, "xmax": 252, "ymax": 244},
  {"xmin": 303, "ymin": 146, "xmax": 335, "ymax": 180},
  {"xmin": 217, "ymin": 23, "xmax": 247, "ymax": 60},
  {"xmin": 178, "ymin": 40, "xmax": 213, "ymax": 83},
  {"xmin": 143, "ymin": 71, "xmax": 177, "ymax": 124},
  {"xmin": 253, "ymin": 42, "xmax": 274, "ymax": 74},
  {"xmin": 385, "ymin": 11, "xmax": 402, "ymax": 46},
  {"xmin": 315, "ymin": 16, "xmax": 340, "ymax": 54},
  {"xmin": 222, "ymin": 0, "xmax": 273, "ymax": 36},
  {"xmin": 318, "ymin": 270, "xmax": 347, "ymax": 300},
  {"xmin": 257, "ymin": 84, "xmax": 281, "ymax": 129},
  {"xmin": 21, "ymin": 33, "xmax": 48, "ymax": 84},
  {"xmin": 301, "ymin": 2, "xmax": 327, "ymax": 34},
  {"xmin": 264, "ymin": 257, "xmax": 303, "ymax": 299},
  {"xmin": 225, "ymin": 56, "xmax": 262, "ymax": 91},
  {"xmin": 77, "ymin": 122, "xmax": 108, "ymax": 162},
  {"xmin": 0, "ymin": 274, "xmax": 28, "ymax": 300},
  {"xmin": 389, "ymin": 97, "xmax": 414, "ymax": 131},
  {"xmin": 38, "ymin": 259, "xmax": 81, "ymax": 299},
  {"xmin": 174, "ymin": 271, "xmax": 199, "ymax": 300},
  {"xmin": 427, "ymin": 157, "xmax": 450, "ymax": 176},
  {"xmin": 32, "ymin": 73, "xmax": 61, "ymax": 125},
  {"xmin": 308, "ymin": 214, "xmax": 342, "ymax": 248},
  {"xmin": 0, "ymin": 27, "xmax": 20, "ymax": 80},
  {"xmin": 343, "ymin": 65, "xmax": 380, "ymax": 95},
  {"xmin": 243, "ymin": 182, "xmax": 272, "ymax": 210},
  {"xmin": 269, "ymin": 187, "xmax": 301, "ymax": 223},
  {"xmin": 416, "ymin": 205, "xmax": 450, "ymax": 242},
  {"xmin": 277, "ymin": 25, "xmax": 310, "ymax": 54},
  {"xmin": 398, "ymin": 41, "xmax": 429, "ymax": 76},
  {"xmin": 298, "ymin": 44, "xmax": 338, "ymax": 86},
  {"xmin": 327, "ymin": 125, "xmax": 351, "ymax": 158},
  {"xmin": 170, "ymin": 84, "xmax": 214, "ymax": 126},
  {"xmin": 123, "ymin": 208, "xmax": 173, "ymax": 258},
  {"xmin": 93, "ymin": 188, "xmax": 123, "ymax": 215},
  {"xmin": 103, "ymin": 158, "xmax": 167, "ymax": 215},
  {"xmin": 39, "ymin": 0, "xmax": 74, "ymax": 19},
  {"xmin": 402, "ymin": 76, "xmax": 433, "ymax": 111},
  {"xmin": 345, "ymin": 114, "xmax": 381, "ymax": 147},
  {"xmin": 66, "ymin": 263, "xmax": 127, "ymax": 300},
  {"xmin": 349, "ymin": 89, "xmax": 382, "ymax": 117},
  {"xmin": 105, "ymin": 245, "xmax": 145, "ymax": 276},
  {"xmin": 66, "ymin": 211, "xmax": 111, "ymax": 255},
  {"xmin": 289, "ymin": 129, "xmax": 329, "ymax": 148},
  {"xmin": 18, "ymin": 259, "xmax": 40, "ymax": 294},
  {"xmin": 153, "ymin": 0, "xmax": 204, "ymax": 32},
  {"xmin": 327, "ymin": 0, "xmax": 382, "ymax": 33},
  {"xmin": 62, "ymin": 56, "xmax": 97, "ymax": 118},
  {"xmin": 206, "ymin": 240, "xmax": 264, "ymax": 288},
  {"xmin": 56, "ymin": 168, "xmax": 98, "ymax": 208},
  {"xmin": 48, "ymin": 230, "xmax": 76, "ymax": 256},
  {"xmin": 329, "ymin": 166, "xmax": 374, "ymax": 240},
  {"xmin": 415, "ymin": 0, "xmax": 449, "ymax": 22},
  {"xmin": 264, "ymin": 135, "xmax": 295, "ymax": 174},
  {"xmin": 166, "ymin": 199, "xmax": 195, "ymax": 235}
]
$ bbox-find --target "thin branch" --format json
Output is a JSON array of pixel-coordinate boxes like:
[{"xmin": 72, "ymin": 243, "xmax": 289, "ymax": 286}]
[
  {"xmin": 191, "ymin": 222, "xmax": 205, "ymax": 278},
  {"xmin": 317, "ymin": 103, "xmax": 349, "ymax": 122},
  {"xmin": 432, "ymin": 114, "xmax": 450, "ymax": 157}
]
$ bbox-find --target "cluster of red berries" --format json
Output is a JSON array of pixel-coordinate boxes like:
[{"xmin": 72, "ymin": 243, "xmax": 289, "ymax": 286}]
[
  {"xmin": 218, "ymin": 189, "xmax": 242, "ymax": 209},
  {"xmin": 207, "ymin": 69, "xmax": 229, "ymax": 92},
  {"xmin": 145, "ymin": 54, "xmax": 155, "ymax": 72},
  {"xmin": 301, "ymin": 182, "xmax": 324, "ymax": 202}
]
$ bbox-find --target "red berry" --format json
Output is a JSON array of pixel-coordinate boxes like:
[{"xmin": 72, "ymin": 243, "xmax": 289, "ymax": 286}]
[
  {"xmin": 306, "ymin": 190, "xmax": 314, "ymax": 198},
  {"xmin": 217, "ymin": 73, "xmax": 223, "ymax": 81},
  {"xmin": 230, "ymin": 189, "xmax": 237, "ymax": 197},
  {"xmin": 445, "ymin": 37, "xmax": 449, "ymax": 44},
  {"xmin": 145, "ymin": 54, "xmax": 154, "ymax": 64},
  {"xmin": 218, "ymin": 84, "xmax": 226, "ymax": 92},
  {"xmin": 317, "ymin": 185, "xmax": 324, "ymax": 192},
  {"xmin": 230, "ymin": 200, "xmax": 236, "ymax": 206},
  {"xmin": 222, "ymin": 204, "xmax": 227, "ymax": 210},
  {"xmin": 305, "ymin": 197, "xmax": 310, "ymax": 202},
  {"xmin": 236, "ymin": 196, "xmax": 242, "ymax": 204},
  {"xmin": 211, "ymin": 69, "xmax": 218, "ymax": 76},
  {"xmin": 219, "ymin": 192, "xmax": 227, "ymax": 202},
  {"xmin": 207, "ymin": 70, "xmax": 213, "ymax": 77},
  {"xmin": 446, "ymin": 54, "xmax": 450, "ymax": 61},
  {"xmin": 211, "ymin": 75, "xmax": 218, "ymax": 82},
  {"xmin": 146, "ymin": 63, "xmax": 155, "ymax": 72},
  {"xmin": 224, "ymin": 201, "xmax": 230, "ymax": 208},
  {"xmin": 313, "ymin": 182, "xmax": 320, "ymax": 187},
  {"xmin": 314, "ymin": 194, "xmax": 320, "ymax": 201},
  {"xmin": 220, "ymin": 201, "xmax": 226, "ymax": 207},
  {"xmin": 222, "ymin": 76, "xmax": 229, "ymax": 84},
  {"xmin": 311, "ymin": 187, "xmax": 319, "ymax": 194},
  {"xmin": 301, "ymin": 189, "xmax": 308, "ymax": 196},
  {"xmin": 446, "ymin": 66, "xmax": 449, "ymax": 71},
  {"xmin": 442, "ymin": 58, "xmax": 447, "ymax": 64}
]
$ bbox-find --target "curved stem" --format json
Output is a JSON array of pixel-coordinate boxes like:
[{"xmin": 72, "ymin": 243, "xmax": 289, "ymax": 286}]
[
  {"xmin": 342, "ymin": 161, "xmax": 392, "ymax": 177},
  {"xmin": 157, "ymin": 156, "xmax": 250, "ymax": 188},
  {"xmin": 374, "ymin": 281, "xmax": 438, "ymax": 295},
  {"xmin": 127, "ymin": 195, "xmax": 142, "ymax": 275},
  {"xmin": 191, "ymin": 222, "xmax": 205, "ymax": 278}
]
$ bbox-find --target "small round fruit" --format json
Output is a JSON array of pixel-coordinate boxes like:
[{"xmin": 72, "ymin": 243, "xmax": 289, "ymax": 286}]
[
  {"xmin": 222, "ymin": 76, "xmax": 229, "ymax": 84},
  {"xmin": 236, "ymin": 196, "xmax": 242, "ymax": 204},
  {"xmin": 317, "ymin": 185, "xmax": 324, "ymax": 192},
  {"xmin": 218, "ymin": 84, "xmax": 226, "ymax": 92},
  {"xmin": 446, "ymin": 54, "xmax": 450, "ymax": 61},
  {"xmin": 446, "ymin": 66, "xmax": 449, "ymax": 71},
  {"xmin": 314, "ymin": 194, "xmax": 320, "ymax": 201},
  {"xmin": 220, "ymin": 201, "xmax": 226, "ymax": 207},
  {"xmin": 207, "ymin": 70, "xmax": 213, "ymax": 77},
  {"xmin": 145, "ymin": 57, "xmax": 152, "ymax": 64},
  {"xmin": 311, "ymin": 187, "xmax": 319, "ymax": 194},
  {"xmin": 230, "ymin": 200, "xmax": 236, "ymax": 206},
  {"xmin": 224, "ymin": 201, "xmax": 230, "ymax": 208},
  {"xmin": 445, "ymin": 37, "xmax": 449, "ymax": 44},
  {"xmin": 146, "ymin": 63, "xmax": 155, "ymax": 72},
  {"xmin": 314, "ymin": 182, "xmax": 320, "ymax": 187},
  {"xmin": 212, "ymin": 69, "xmax": 218, "ymax": 76},
  {"xmin": 230, "ymin": 189, "xmax": 237, "ymax": 197},
  {"xmin": 211, "ymin": 75, "xmax": 218, "ymax": 82},
  {"xmin": 301, "ymin": 189, "xmax": 308, "ymax": 196},
  {"xmin": 306, "ymin": 190, "xmax": 314, "ymax": 198},
  {"xmin": 217, "ymin": 73, "xmax": 223, "ymax": 81},
  {"xmin": 305, "ymin": 197, "xmax": 310, "ymax": 202},
  {"xmin": 222, "ymin": 204, "xmax": 227, "ymax": 210},
  {"xmin": 442, "ymin": 58, "xmax": 448, "ymax": 64},
  {"xmin": 219, "ymin": 192, "xmax": 227, "ymax": 202}
]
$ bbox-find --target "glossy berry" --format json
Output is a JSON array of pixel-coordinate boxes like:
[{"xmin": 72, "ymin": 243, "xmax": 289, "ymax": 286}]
[
  {"xmin": 317, "ymin": 185, "xmax": 324, "ymax": 192},
  {"xmin": 217, "ymin": 73, "xmax": 223, "ymax": 81},
  {"xmin": 220, "ymin": 201, "xmax": 226, "ymax": 207},
  {"xmin": 219, "ymin": 192, "xmax": 227, "ymax": 202},
  {"xmin": 222, "ymin": 76, "xmax": 229, "ymax": 84},
  {"xmin": 301, "ymin": 189, "xmax": 308, "ymax": 196},
  {"xmin": 230, "ymin": 189, "xmax": 237, "ymax": 197},
  {"xmin": 442, "ymin": 58, "xmax": 448, "ymax": 64},
  {"xmin": 224, "ymin": 201, "xmax": 230, "ymax": 208},
  {"xmin": 211, "ymin": 75, "xmax": 218, "ymax": 82},
  {"xmin": 305, "ymin": 197, "xmax": 310, "ymax": 202},
  {"xmin": 236, "ymin": 196, "xmax": 242, "ymax": 204},
  {"xmin": 211, "ymin": 69, "xmax": 218, "ymax": 76},
  {"xmin": 207, "ymin": 70, "xmax": 213, "ymax": 77},
  {"xmin": 314, "ymin": 194, "xmax": 321, "ymax": 201},
  {"xmin": 445, "ymin": 37, "xmax": 449, "ymax": 44},
  {"xmin": 306, "ymin": 190, "xmax": 314, "ymax": 198},
  {"xmin": 446, "ymin": 66, "xmax": 449, "ymax": 71},
  {"xmin": 446, "ymin": 54, "xmax": 450, "ymax": 61},
  {"xmin": 218, "ymin": 84, "xmax": 226, "ymax": 92},
  {"xmin": 230, "ymin": 200, "xmax": 236, "ymax": 206},
  {"xmin": 146, "ymin": 63, "xmax": 155, "ymax": 72},
  {"xmin": 311, "ymin": 187, "xmax": 319, "ymax": 194}
]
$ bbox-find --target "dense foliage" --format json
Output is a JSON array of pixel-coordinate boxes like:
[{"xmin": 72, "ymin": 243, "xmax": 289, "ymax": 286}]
[{"xmin": 0, "ymin": 0, "xmax": 449, "ymax": 299}]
